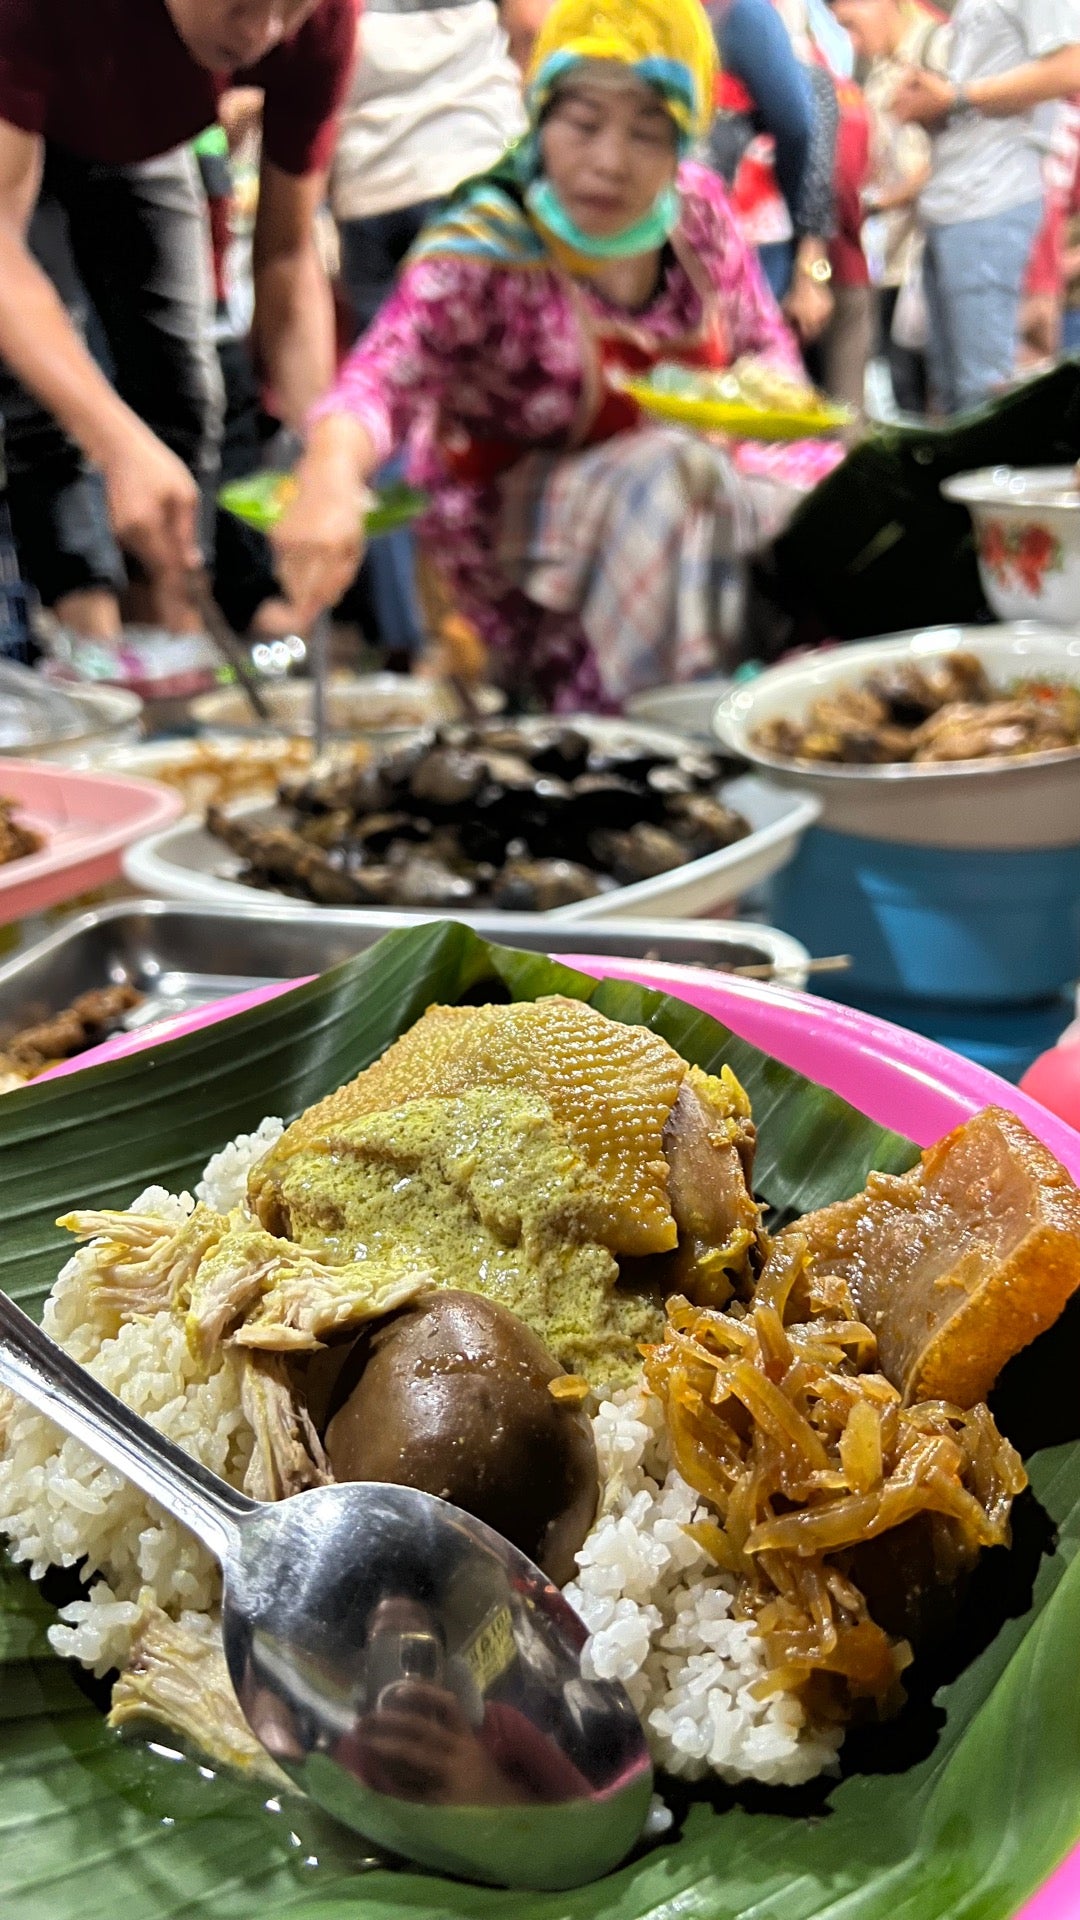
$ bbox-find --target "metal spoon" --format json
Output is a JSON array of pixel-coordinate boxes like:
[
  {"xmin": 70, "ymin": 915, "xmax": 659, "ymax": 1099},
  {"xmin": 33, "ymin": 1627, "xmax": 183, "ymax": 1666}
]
[{"xmin": 0, "ymin": 1289, "xmax": 652, "ymax": 1890}]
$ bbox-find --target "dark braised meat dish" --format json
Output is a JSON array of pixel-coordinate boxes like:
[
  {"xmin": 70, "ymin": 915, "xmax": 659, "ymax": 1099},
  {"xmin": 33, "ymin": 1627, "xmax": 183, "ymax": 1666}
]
[
  {"xmin": 206, "ymin": 722, "xmax": 750, "ymax": 911},
  {"xmin": 754, "ymin": 652, "xmax": 1080, "ymax": 767},
  {"xmin": 0, "ymin": 983, "xmax": 143, "ymax": 1091},
  {"xmin": 0, "ymin": 795, "xmax": 44, "ymax": 866}
]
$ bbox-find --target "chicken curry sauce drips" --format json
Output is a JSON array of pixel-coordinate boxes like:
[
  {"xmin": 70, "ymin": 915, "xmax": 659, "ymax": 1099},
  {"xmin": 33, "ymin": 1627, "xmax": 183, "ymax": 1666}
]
[{"xmin": 249, "ymin": 996, "xmax": 765, "ymax": 1385}]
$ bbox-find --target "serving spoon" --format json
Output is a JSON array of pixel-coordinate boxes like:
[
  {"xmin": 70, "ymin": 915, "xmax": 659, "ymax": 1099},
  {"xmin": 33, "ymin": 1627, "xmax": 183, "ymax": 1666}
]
[{"xmin": 0, "ymin": 1290, "xmax": 652, "ymax": 1890}]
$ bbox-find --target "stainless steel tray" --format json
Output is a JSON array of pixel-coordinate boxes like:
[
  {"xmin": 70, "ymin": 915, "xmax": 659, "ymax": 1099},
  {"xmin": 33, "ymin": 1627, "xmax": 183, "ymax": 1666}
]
[{"xmin": 0, "ymin": 900, "xmax": 809, "ymax": 1041}]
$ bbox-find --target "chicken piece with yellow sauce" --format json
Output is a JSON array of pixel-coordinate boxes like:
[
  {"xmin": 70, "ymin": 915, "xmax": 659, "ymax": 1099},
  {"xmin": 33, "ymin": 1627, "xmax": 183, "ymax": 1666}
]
[{"xmin": 249, "ymin": 996, "xmax": 764, "ymax": 1386}]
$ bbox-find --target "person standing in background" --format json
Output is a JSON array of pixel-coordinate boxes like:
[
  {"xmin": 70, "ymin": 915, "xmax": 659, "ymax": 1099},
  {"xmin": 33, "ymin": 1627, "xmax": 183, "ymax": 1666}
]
[
  {"xmin": 1018, "ymin": 99, "xmax": 1080, "ymax": 370},
  {"xmin": 332, "ymin": 2, "xmax": 527, "ymax": 338},
  {"xmin": 329, "ymin": 0, "xmax": 527, "ymax": 661},
  {"xmin": 0, "ymin": 0, "xmax": 356, "ymax": 638},
  {"xmin": 777, "ymin": 0, "xmax": 874, "ymax": 410},
  {"xmin": 710, "ymin": 0, "xmax": 811, "ymax": 301},
  {"xmin": 831, "ymin": 0, "xmax": 949, "ymax": 416},
  {"xmin": 894, "ymin": 0, "xmax": 1080, "ymax": 415}
]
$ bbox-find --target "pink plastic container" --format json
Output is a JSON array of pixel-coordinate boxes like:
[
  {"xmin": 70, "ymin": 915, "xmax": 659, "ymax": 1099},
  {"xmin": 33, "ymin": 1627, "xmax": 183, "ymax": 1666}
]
[{"xmin": 0, "ymin": 759, "xmax": 183, "ymax": 925}]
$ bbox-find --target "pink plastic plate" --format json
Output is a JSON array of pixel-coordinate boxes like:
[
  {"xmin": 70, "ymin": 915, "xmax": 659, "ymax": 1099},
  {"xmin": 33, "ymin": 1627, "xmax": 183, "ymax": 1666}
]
[
  {"xmin": 33, "ymin": 952, "xmax": 1080, "ymax": 1917},
  {"xmin": 0, "ymin": 759, "xmax": 183, "ymax": 925}
]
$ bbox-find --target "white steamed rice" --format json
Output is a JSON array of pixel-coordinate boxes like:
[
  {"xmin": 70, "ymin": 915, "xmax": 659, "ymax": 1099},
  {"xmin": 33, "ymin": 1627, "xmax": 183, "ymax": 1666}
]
[
  {"xmin": 0, "ymin": 1113, "xmax": 839, "ymax": 1788},
  {"xmin": 565, "ymin": 1389, "xmax": 841, "ymax": 1786}
]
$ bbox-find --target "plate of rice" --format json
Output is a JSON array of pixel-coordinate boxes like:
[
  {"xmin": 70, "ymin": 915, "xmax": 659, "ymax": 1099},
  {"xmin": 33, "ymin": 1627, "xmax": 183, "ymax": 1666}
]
[{"xmin": 2, "ymin": 923, "xmax": 1080, "ymax": 1920}]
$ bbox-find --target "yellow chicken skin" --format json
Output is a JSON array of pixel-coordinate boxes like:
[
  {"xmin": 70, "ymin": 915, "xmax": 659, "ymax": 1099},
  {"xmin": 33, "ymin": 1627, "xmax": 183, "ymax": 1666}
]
[
  {"xmin": 253, "ymin": 997, "xmax": 691, "ymax": 1257},
  {"xmin": 256, "ymin": 1087, "xmax": 665, "ymax": 1385},
  {"xmin": 248, "ymin": 997, "xmax": 764, "ymax": 1385}
]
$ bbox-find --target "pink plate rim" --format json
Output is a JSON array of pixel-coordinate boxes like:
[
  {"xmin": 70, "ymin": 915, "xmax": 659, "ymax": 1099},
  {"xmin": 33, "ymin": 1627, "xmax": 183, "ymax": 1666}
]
[{"xmin": 0, "ymin": 758, "xmax": 184, "ymax": 923}]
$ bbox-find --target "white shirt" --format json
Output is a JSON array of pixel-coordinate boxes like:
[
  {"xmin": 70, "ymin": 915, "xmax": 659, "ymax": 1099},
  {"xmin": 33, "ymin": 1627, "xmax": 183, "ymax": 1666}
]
[
  {"xmin": 331, "ymin": 0, "xmax": 528, "ymax": 222},
  {"xmin": 922, "ymin": 0, "xmax": 1080, "ymax": 226}
]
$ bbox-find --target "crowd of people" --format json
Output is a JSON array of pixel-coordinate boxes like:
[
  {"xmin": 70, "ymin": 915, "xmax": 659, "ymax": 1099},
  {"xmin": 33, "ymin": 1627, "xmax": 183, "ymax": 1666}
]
[{"xmin": 1, "ymin": 0, "xmax": 1080, "ymax": 706}]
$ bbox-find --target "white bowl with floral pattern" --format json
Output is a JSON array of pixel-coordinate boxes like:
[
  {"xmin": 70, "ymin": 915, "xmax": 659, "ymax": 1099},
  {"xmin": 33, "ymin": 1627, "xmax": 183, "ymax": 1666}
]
[{"xmin": 942, "ymin": 466, "xmax": 1080, "ymax": 625}]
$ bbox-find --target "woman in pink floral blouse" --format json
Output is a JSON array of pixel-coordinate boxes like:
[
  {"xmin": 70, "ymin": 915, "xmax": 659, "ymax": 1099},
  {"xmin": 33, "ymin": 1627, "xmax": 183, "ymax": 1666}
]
[{"xmin": 275, "ymin": 0, "xmax": 804, "ymax": 709}]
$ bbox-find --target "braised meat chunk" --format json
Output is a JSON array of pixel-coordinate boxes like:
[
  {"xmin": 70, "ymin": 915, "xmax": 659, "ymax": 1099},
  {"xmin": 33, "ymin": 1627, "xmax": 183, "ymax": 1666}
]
[
  {"xmin": 763, "ymin": 1108, "xmax": 1080, "ymax": 1407},
  {"xmin": 754, "ymin": 653, "xmax": 1080, "ymax": 768},
  {"xmin": 0, "ymin": 982, "xmax": 143, "ymax": 1087},
  {"xmin": 0, "ymin": 795, "xmax": 43, "ymax": 866}
]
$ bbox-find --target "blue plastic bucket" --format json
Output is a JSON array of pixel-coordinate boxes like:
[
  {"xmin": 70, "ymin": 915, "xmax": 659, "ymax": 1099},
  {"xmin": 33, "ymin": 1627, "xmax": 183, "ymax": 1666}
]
[{"xmin": 769, "ymin": 827, "xmax": 1080, "ymax": 1005}]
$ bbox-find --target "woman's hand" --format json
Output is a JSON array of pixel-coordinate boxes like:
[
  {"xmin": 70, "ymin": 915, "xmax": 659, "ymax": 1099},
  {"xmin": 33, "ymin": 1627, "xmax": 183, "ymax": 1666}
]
[
  {"xmin": 273, "ymin": 470, "xmax": 368, "ymax": 627},
  {"xmin": 271, "ymin": 415, "xmax": 376, "ymax": 628},
  {"xmin": 784, "ymin": 244, "xmax": 834, "ymax": 347}
]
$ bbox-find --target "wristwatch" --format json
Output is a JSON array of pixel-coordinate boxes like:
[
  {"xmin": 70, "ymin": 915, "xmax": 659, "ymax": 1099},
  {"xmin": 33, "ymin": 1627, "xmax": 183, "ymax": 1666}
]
[
  {"xmin": 803, "ymin": 257, "xmax": 833, "ymax": 287},
  {"xmin": 952, "ymin": 83, "xmax": 977, "ymax": 117}
]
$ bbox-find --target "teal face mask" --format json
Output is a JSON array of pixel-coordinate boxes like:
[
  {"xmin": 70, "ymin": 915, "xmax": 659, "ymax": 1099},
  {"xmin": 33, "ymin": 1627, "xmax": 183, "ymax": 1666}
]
[{"xmin": 525, "ymin": 177, "xmax": 681, "ymax": 261}]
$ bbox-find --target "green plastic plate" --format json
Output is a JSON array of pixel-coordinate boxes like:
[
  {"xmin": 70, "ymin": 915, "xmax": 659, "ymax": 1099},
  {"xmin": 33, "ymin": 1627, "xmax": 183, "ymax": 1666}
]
[{"xmin": 219, "ymin": 472, "xmax": 427, "ymax": 537}]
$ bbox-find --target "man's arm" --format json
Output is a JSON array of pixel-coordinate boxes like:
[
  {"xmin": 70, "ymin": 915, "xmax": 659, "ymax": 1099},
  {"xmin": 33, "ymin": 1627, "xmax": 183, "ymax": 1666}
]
[
  {"xmin": 251, "ymin": 159, "xmax": 336, "ymax": 428},
  {"xmin": 894, "ymin": 45, "xmax": 1080, "ymax": 127},
  {"xmin": 967, "ymin": 43, "xmax": 1080, "ymax": 115},
  {"xmin": 0, "ymin": 117, "xmax": 200, "ymax": 571}
]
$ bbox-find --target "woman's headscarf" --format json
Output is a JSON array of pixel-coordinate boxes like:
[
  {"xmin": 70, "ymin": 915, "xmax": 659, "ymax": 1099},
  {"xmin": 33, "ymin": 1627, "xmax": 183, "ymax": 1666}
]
[
  {"xmin": 527, "ymin": 0, "xmax": 718, "ymax": 157},
  {"xmin": 411, "ymin": 0, "xmax": 719, "ymax": 268}
]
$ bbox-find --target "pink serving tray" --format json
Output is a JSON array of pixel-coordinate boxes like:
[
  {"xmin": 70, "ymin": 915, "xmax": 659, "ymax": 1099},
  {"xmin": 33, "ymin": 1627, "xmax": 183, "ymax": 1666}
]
[
  {"xmin": 35, "ymin": 952, "xmax": 1080, "ymax": 1919},
  {"xmin": 0, "ymin": 759, "xmax": 183, "ymax": 925}
]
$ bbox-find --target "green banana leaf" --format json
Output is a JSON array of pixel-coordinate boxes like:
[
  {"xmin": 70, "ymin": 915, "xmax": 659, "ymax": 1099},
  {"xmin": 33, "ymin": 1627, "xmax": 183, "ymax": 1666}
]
[{"xmin": 2, "ymin": 919, "xmax": 1079, "ymax": 1920}]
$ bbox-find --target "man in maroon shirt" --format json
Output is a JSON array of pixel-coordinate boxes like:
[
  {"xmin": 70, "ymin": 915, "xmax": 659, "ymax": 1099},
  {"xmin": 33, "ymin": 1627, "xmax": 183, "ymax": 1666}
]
[{"xmin": 0, "ymin": 0, "xmax": 357, "ymax": 622}]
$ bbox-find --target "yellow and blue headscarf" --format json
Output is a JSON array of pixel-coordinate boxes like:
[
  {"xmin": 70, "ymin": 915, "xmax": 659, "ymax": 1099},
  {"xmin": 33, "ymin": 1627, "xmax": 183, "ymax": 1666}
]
[
  {"xmin": 411, "ymin": 0, "xmax": 718, "ymax": 270},
  {"xmin": 527, "ymin": 0, "xmax": 717, "ymax": 158}
]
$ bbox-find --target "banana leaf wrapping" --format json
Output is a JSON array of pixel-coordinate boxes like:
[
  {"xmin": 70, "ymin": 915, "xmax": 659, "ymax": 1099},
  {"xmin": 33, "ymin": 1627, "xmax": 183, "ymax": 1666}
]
[{"xmin": 2, "ymin": 920, "xmax": 1080, "ymax": 1920}]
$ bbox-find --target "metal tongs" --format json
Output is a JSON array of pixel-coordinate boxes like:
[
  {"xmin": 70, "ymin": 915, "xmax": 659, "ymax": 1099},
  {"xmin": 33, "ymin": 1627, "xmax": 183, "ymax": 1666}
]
[
  {"xmin": 187, "ymin": 567, "xmax": 272, "ymax": 726},
  {"xmin": 189, "ymin": 570, "xmax": 335, "ymax": 754}
]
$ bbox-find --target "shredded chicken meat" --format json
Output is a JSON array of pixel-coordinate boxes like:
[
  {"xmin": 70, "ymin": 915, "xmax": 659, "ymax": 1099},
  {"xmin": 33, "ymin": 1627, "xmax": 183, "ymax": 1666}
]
[
  {"xmin": 61, "ymin": 1205, "xmax": 427, "ymax": 1362},
  {"xmin": 236, "ymin": 1350, "xmax": 331, "ymax": 1502},
  {"xmin": 109, "ymin": 1592, "xmax": 293, "ymax": 1786}
]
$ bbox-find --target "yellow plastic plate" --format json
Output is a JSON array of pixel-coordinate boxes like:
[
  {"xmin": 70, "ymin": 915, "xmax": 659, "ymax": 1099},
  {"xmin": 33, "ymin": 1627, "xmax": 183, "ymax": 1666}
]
[{"xmin": 625, "ymin": 378, "xmax": 853, "ymax": 442}]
